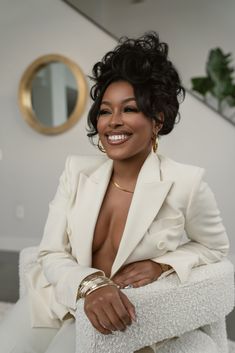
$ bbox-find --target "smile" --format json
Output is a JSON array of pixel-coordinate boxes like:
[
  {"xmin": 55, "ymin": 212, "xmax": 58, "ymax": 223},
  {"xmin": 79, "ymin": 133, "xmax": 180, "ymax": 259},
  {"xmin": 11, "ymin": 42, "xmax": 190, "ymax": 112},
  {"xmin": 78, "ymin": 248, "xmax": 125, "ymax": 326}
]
[{"xmin": 106, "ymin": 134, "xmax": 131, "ymax": 145}]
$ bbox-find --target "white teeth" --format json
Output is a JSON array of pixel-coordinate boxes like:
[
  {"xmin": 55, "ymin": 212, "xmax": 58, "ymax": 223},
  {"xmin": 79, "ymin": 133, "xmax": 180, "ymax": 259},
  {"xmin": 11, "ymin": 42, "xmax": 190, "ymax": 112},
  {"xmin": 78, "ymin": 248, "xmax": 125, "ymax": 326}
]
[{"xmin": 108, "ymin": 134, "xmax": 129, "ymax": 141}]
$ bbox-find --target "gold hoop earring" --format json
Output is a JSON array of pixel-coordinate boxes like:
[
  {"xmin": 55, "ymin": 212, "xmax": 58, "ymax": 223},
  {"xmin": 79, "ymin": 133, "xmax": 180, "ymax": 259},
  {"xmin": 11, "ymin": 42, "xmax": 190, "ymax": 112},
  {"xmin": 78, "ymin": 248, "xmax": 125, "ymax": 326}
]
[
  {"xmin": 152, "ymin": 135, "xmax": 158, "ymax": 153},
  {"xmin": 98, "ymin": 138, "xmax": 106, "ymax": 153}
]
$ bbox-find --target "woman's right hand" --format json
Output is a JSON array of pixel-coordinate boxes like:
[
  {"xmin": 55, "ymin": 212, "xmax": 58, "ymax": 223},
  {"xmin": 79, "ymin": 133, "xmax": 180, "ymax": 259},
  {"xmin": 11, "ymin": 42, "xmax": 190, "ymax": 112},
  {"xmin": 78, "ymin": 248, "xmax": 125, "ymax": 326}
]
[{"xmin": 84, "ymin": 285, "xmax": 136, "ymax": 335}]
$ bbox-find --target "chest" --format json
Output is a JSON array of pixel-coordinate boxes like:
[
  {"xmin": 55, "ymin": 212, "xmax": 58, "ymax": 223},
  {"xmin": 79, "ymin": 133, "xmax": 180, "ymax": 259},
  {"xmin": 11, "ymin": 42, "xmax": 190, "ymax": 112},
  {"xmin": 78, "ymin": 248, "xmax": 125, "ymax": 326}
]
[{"xmin": 92, "ymin": 183, "xmax": 133, "ymax": 253}]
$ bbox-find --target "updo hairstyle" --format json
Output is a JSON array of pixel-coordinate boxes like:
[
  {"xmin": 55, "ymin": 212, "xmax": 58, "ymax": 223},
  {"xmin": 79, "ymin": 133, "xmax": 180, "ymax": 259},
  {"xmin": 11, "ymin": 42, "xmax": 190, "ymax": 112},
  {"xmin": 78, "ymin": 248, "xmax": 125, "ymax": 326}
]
[{"xmin": 87, "ymin": 32, "xmax": 185, "ymax": 142}]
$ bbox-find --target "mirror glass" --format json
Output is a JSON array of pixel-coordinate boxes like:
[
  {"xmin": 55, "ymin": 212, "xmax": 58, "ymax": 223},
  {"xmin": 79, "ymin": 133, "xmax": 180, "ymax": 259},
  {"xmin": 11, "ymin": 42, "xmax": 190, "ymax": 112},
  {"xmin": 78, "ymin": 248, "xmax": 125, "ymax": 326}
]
[
  {"xmin": 19, "ymin": 54, "xmax": 87, "ymax": 135},
  {"xmin": 31, "ymin": 62, "xmax": 78, "ymax": 127}
]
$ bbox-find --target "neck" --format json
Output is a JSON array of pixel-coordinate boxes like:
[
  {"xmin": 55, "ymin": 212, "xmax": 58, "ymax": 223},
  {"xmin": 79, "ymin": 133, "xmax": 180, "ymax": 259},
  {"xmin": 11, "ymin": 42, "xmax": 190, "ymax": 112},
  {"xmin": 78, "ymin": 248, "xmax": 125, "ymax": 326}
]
[{"xmin": 112, "ymin": 150, "xmax": 151, "ymax": 185}]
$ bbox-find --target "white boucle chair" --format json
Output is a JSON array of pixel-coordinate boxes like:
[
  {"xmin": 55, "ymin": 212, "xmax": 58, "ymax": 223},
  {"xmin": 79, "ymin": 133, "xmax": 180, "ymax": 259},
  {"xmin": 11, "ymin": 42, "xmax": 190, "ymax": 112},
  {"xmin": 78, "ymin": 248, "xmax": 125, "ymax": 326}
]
[{"xmin": 19, "ymin": 247, "xmax": 234, "ymax": 353}]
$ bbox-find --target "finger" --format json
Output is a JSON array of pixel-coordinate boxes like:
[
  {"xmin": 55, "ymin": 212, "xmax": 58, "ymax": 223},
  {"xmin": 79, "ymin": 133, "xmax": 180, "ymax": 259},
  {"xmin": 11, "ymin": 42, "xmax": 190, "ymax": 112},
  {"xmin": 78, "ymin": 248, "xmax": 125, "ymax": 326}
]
[
  {"xmin": 112, "ymin": 275, "xmax": 126, "ymax": 286},
  {"xmin": 131, "ymin": 278, "xmax": 152, "ymax": 288},
  {"xmin": 113, "ymin": 272, "xmax": 138, "ymax": 288},
  {"xmin": 119, "ymin": 291, "xmax": 136, "ymax": 322},
  {"xmin": 88, "ymin": 312, "xmax": 112, "ymax": 335},
  {"xmin": 102, "ymin": 304, "xmax": 128, "ymax": 331},
  {"xmin": 111, "ymin": 294, "xmax": 132, "ymax": 328},
  {"xmin": 119, "ymin": 261, "xmax": 149, "ymax": 274},
  {"xmin": 112, "ymin": 277, "xmax": 126, "ymax": 288},
  {"xmin": 97, "ymin": 308, "xmax": 118, "ymax": 332},
  {"xmin": 114, "ymin": 264, "xmax": 136, "ymax": 280},
  {"xmin": 119, "ymin": 264, "xmax": 135, "ymax": 274},
  {"xmin": 114, "ymin": 268, "xmax": 139, "ymax": 281},
  {"xmin": 118, "ymin": 272, "xmax": 148, "ymax": 286}
]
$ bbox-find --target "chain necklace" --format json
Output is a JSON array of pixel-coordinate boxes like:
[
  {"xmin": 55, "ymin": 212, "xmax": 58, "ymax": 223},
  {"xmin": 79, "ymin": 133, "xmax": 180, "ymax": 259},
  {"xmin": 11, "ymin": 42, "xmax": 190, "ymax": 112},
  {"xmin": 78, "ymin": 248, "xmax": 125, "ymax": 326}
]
[{"xmin": 111, "ymin": 179, "xmax": 134, "ymax": 194}]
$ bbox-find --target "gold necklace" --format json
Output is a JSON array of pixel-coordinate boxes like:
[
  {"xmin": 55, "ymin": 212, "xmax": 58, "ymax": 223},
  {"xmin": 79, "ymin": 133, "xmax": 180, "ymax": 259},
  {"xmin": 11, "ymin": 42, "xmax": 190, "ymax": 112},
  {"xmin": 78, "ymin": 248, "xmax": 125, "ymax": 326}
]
[{"xmin": 111, "ymin": 179, "xmax": 134, "ymax": 194}]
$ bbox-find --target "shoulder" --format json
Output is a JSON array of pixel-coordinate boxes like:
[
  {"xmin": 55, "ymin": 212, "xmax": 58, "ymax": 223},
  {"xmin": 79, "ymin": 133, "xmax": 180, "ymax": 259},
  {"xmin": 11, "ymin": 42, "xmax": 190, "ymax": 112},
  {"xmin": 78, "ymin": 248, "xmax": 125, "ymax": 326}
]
[
  {"xmin": 157, "ymin": 155, "xmax": 209, "ymax": 213},
  {"xmin": 58, "ymin": 155, "xmax": 109, "ymax": 194},
  {"xmin": 64, "ymin": 154, "xmax": 108, "ymax": 175},
  {"xmin": 158, "ymin": 154, "xmax": 205, "ymax": 188}
]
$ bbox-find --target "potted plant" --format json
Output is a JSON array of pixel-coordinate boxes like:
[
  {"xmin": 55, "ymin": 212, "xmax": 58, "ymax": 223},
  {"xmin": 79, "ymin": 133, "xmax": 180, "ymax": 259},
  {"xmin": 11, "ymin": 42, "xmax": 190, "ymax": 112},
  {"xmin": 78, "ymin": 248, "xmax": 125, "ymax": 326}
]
[{"xmin": 191, "ymin": 48, "xmax": 235, "ymax": 115}]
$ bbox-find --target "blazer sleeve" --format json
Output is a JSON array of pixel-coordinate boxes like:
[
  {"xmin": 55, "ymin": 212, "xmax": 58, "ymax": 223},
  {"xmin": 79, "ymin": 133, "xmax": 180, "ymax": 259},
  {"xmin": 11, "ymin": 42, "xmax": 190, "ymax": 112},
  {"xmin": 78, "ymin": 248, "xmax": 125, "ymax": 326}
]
[
  {"xmin": 37, "ymin": 156, "xmax": 104, "ymax": 311},
  {"xmin": 152, "ymin": 168, "xmax": 230, "ymax": 283}
]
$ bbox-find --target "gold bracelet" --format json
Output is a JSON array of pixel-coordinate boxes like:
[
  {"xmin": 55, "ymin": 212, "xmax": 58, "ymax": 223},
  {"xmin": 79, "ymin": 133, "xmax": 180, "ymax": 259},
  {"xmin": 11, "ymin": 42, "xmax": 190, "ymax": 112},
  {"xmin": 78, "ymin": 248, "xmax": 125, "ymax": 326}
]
[
  {"xmin": 78, "ymin": 275, "xmax": 117, "ymax": 298},
  {"xmin": 82, "ymin": 277, "xmax": 110, "ymax": 293},
  {"xmin": 80, "ymin": 277, "xmax": 106, "ymax": 295},
  {"xmin": 79, "ymin": 277, "xmax": 105, "ymax": 297},
  {"xmin": 85, "ymin": 283, "xmax": 118, "ymax": 297}
]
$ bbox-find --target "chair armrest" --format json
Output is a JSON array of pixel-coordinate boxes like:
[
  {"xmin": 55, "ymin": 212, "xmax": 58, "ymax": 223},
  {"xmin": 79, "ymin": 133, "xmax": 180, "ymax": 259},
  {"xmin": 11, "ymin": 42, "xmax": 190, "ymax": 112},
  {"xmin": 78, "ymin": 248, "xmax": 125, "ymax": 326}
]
[
  {"xmin": 75, "ymin": 260, "xmax": 234, "ymax": 353},
  {"xmin": 19, "ymin": 247, "xmax": 38, "ymax": 298}
]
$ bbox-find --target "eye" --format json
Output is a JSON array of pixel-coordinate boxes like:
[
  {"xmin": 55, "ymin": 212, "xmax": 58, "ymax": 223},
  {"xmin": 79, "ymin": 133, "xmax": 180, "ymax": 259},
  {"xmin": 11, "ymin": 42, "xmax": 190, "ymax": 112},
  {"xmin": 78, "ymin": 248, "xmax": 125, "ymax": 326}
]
[
  {"xmin": 123, "ymin": 106, "xmax": 139, "ymax": 113},
  {"xmin": 98, "ymin": 109, "xmax": 111, "ymax": 116}
]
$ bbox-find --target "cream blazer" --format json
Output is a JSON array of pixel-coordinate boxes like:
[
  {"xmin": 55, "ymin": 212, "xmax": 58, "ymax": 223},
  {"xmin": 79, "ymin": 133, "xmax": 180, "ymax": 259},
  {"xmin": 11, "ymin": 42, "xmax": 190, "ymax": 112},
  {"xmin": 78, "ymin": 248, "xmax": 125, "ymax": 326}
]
[{"xmin": 26, "ymin": 152, "xmax": 229, "ymax": 328}]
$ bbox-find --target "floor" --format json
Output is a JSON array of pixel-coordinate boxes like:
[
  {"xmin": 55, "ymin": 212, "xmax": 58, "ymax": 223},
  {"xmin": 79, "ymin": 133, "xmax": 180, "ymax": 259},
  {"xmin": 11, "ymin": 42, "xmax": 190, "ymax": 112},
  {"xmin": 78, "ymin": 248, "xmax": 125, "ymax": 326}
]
[
  {"xmin": 228, "ymin": 308, "xmax": 235, "ymax": 341},
  {"xmin": 0, "ymin": 251, "xmax": 19, "ymax": 302},
  {"xmin": 0, "ymin": 250, "xmax": 235, "ymax": 341}
]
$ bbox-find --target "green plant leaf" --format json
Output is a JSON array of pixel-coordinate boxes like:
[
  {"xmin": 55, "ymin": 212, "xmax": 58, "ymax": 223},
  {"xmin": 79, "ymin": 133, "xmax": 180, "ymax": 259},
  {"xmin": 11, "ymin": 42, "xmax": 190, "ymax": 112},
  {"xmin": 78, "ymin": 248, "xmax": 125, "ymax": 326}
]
[
  {"xmin": 226, "ymin": 96, "xmax": 235, "ymax": 107},
  {"xmin": 225, "ymin": 86, "xmax": 235, "ymax": 106},
  {"xmin": 191, "ymin": 47, "xmax": 235, "ymax": 114},
  {"xmin": 191, "ymin": 77, "xmax": 213, "ymax": 96},
  {"xmin": 205, "ymin": 47, "xmax": 235, "ymax": 109},
  {"xmin": 206, "ymin": 48, "xmax": 234, "ymax": 84},
  {"xmin": 211, "ymin": 78, "xmax": 234, "ymax": 100}
]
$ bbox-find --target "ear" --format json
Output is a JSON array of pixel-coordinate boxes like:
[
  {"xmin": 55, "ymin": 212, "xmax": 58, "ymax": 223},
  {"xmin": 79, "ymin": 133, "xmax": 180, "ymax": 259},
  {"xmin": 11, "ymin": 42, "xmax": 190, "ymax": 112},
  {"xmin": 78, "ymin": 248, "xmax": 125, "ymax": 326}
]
[
  {"xmin": 158, "ymin": 112, "xmax": 164, "ymax": 123},
  {"xmin": 152, "ymin": 112, "xmax": 164, "ymax": 134}
]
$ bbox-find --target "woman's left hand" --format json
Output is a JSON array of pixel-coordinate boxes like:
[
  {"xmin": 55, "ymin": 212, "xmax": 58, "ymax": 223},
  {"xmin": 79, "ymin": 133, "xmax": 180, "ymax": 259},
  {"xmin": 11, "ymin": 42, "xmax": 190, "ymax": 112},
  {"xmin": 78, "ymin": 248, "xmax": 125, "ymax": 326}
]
[{"xmin": 112, "ymin": 260, "xmax": 162, "ymax": 288}]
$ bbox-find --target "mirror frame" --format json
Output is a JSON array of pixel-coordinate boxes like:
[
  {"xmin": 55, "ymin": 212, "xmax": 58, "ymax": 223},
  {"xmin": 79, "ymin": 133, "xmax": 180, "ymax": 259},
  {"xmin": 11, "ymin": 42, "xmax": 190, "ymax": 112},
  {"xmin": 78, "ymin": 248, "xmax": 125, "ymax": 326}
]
[{"xmin": 18, "ymin": 54, "xmax": 88, "ymax": 135}]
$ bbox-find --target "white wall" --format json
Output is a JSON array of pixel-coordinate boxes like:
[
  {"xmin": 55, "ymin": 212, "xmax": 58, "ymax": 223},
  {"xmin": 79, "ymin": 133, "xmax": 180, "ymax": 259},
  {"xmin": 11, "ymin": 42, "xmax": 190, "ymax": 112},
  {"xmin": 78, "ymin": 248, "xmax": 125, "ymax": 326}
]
[
  {"xmin": 0, "ymin": 0, "xmax": 234, "ymax": 265},
  {"xmin": 0, "ymin": 0, "xmax": 116, "ymax": 249},
  {"xmin": 84, "ymin": 0, "xmax": 235, "ymax": 87}
]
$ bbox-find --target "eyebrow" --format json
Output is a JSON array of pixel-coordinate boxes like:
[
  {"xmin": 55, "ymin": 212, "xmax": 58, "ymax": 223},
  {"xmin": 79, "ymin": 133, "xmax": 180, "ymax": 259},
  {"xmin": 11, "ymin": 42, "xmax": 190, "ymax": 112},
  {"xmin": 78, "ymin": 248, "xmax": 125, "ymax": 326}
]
[{"xmin": 101, "ymin": 97, "xmax": 136, "ymax": 106}]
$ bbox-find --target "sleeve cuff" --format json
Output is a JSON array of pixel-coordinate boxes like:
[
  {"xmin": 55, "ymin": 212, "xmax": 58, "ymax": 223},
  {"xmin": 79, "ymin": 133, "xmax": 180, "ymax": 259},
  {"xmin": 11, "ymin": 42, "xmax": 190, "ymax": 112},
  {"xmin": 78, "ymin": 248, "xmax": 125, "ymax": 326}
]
[{"xmin": 152, "ymin": 254, "xmax": 196, "ymax": 283}]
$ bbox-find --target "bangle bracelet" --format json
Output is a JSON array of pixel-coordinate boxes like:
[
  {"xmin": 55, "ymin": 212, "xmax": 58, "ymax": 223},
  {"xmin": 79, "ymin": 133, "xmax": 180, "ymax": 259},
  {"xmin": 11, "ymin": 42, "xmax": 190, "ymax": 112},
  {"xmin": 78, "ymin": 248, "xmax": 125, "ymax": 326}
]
[
  {"xmin": 78, "ymin": 275, "xmax": 118, "ymax": 298},
  {"xmin": 86, "ymin": 283, "xmax": 118, "ymax": 297}
]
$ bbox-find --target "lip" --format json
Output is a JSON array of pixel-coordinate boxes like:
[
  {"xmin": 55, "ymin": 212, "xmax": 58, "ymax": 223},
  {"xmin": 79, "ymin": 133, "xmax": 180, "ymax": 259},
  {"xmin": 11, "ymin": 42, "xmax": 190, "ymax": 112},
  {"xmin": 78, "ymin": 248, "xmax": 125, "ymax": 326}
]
[{"xmin": 105, "ymin": 130, "xmax": 132, "ymax": 136}]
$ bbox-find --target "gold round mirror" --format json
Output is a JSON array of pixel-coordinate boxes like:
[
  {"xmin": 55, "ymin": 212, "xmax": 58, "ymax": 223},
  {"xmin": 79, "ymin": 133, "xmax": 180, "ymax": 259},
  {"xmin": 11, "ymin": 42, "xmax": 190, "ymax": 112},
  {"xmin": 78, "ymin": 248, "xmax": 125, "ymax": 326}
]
[{"xmin": 18, "ymin": 54, "xmax": 88, "ymax": 135}]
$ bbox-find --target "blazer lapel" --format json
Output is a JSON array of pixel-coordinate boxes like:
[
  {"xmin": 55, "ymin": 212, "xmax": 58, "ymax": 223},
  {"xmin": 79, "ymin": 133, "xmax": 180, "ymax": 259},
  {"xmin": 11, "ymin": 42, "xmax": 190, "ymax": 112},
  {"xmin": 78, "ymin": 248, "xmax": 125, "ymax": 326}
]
[
  {"xmin": 111, "ymin": 152, "xmax": 173, "ymax": 277},
  {"xmin": 71, "ymin": 158, "xmax": 113, "ymax": 267}
]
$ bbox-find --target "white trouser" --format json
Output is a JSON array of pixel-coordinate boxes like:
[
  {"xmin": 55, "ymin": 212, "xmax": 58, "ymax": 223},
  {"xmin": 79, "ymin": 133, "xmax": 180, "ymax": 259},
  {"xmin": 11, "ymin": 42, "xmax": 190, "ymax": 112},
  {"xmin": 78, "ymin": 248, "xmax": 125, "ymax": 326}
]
[
  {"xmin": 0, "ymin": 295, "xmax": 218, "ymax": 353},
  {"xmin": 0, "ymin": 295, "xmax": 75, "ymax": 353}
]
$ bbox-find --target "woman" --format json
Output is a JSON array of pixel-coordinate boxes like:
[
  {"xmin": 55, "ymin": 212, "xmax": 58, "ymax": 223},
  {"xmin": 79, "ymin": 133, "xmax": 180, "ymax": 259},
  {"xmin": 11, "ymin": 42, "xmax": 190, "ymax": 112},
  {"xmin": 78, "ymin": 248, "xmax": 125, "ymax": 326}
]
[{"xmin": 0, "ymin": 32, "xmax": 229, "ymax": 353}]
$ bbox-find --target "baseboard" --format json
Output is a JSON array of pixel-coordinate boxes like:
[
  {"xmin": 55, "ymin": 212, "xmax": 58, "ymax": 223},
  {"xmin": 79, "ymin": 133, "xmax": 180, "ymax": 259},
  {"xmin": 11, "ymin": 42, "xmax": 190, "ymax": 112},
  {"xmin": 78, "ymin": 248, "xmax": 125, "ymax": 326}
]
[{"xmin": 0, "ymin": 236, "xmax": 39, "ymax": 251}]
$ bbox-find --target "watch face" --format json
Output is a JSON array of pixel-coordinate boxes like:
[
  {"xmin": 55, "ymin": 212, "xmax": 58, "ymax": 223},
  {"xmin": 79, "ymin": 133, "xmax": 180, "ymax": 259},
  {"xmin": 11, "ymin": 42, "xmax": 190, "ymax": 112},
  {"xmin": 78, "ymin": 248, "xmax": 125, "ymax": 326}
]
[{"xmin": 161, "ymin": 264, "xmax": 170, "ymax": 272}]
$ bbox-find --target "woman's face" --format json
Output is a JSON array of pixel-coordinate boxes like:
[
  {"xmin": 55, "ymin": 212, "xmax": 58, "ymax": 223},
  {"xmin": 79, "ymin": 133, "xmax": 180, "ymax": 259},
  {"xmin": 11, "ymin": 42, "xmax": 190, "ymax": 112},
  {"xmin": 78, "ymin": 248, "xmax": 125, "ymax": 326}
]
[{"xmin": 97, "ymin": 81, "xmax": 157, "ymax": 162}]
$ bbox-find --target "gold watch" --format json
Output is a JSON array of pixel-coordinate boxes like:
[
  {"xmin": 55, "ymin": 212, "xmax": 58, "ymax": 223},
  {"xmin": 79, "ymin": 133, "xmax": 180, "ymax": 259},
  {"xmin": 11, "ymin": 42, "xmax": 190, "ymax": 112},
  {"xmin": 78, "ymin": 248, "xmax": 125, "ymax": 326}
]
[{"xmin": 159, "ymin": 263, "xmax": 171, "ymax": 273}]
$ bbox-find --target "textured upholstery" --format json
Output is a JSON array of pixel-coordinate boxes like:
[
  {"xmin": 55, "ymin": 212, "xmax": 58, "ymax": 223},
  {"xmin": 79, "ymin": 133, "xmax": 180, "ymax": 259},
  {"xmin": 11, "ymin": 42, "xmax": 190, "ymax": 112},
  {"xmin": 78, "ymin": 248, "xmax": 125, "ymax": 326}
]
[{"xmin": 19, "ymin": 247, "xmax": 234, "ymax": 353}]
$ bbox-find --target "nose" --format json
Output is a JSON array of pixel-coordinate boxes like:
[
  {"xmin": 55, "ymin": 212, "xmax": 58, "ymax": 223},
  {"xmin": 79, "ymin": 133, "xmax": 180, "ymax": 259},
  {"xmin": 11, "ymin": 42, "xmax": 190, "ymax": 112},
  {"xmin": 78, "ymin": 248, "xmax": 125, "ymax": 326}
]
[{"xmin": 108, "ymin": 110, "xmax": 124, "ymax": 128}]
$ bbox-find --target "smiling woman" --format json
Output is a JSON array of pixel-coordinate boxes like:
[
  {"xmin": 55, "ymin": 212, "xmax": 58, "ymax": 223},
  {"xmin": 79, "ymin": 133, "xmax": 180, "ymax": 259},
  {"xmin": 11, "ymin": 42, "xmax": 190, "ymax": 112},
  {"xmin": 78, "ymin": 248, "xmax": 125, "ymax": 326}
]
[
  {"xmin": 97, "ymin": 81, "xmax": 159, "ymax": 164},
  {"xmin": 0, "ymin": 32, "xmax": 230, "ymax": 353}
]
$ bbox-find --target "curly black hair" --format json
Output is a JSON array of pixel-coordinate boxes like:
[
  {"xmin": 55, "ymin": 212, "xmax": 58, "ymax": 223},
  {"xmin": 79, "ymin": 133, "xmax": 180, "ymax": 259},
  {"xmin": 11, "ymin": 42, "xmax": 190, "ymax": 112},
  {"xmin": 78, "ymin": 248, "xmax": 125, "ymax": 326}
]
[{"xmin": 87, "ymin": 32, "xmax": 185, "ymax": 142}]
